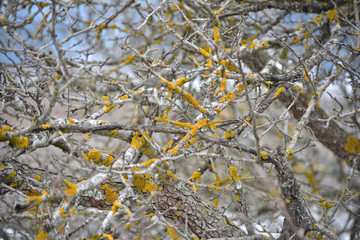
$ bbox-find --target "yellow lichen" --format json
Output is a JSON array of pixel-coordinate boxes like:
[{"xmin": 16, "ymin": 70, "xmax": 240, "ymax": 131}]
[
  {"xmin": 173, "ymin": 121, "xmax": 194, "ymax": 129},
  {"xmin": 214, "ymin": 26, "xmax": 221, "ymax": 42},
  {"xmin": 109, "ymin": 129, "xmax": 118, "ymax": 137},
  {"xmin": 58, "ymin": 225, "xmax": 65, "ymax": 233},
  {"xmin": 103, "ymin": 155, "xmax": 113, "ymax": 167},
  {"xmin": 25, "ymin": 189, "xmax": 41, "ymax": 196},
  {"xmin": 229, "ymin": 166, "xmax": 239, "ymax": 181},
  {"xmin": 207, "ymin": 120, "xmax": 222, "ymax": 130},
  {"xmin": 183, "ymin": 90, "xmax": 199, "ymax": 108},
  {"xmin": 131, "ymin": 138, "xmax": 141, "ymax": 150},
  {"xmin": 313, "ymin": 14, "xmax": 323, "ymax": 24},
  {"xmin": 235, "ymin": 84, "xmax": 244, "ymax": 96},
  {"xmin": 163, "ymin": 140, "xmax": 173, "ymax": 152},
  {"xmin": 9, "ymin": 135, "xmax": 29, "ymax": 149},
  {"xmin": 223, "ymin": 130, "xmax": 234, "ymax": 139},
  {"xmin": 70, "ymin": 207, "xmax": 75, "ymax": 216},
  {"xmin": 124, "ymin": 223, "xmax": 131, "ymax": 230},
  {"xmin": 214, "ymin": 174, "xmax": 230, "ymax": 187},
  {"xmin": 160, "ymin": 77, "xmax": 178, "ymax": 93},
  {"xmin": 83, "ymin": 149, "xmax": 102, "ymax": 165},
  {"xmin": 8, "ymin": 171, "xmax": 16, "ymax": 180},
  {"xmin": 286, "ymin": 148, "xmax": 293, "ymax": 154},
  {"xmin": 142, "ymin": 158, "xmax": 158, "ymax": 167},
  {"xmin": 130, "ymin": 132, "xmax": 148, "ymax": 150},
  {"xmin": 249, "ymin": 42, "xmax": 257, "ymax": 49},
  {"xmin": 104, "ymin": 104, "xmax": 115, "ymax": 113},
  {"xmin": 35, "ymin": 229, "xmax": 48, "ymax": 240},
  {"xmin": 181, "ymin": 134, "xmax": 190, "ymax": 143},
  {"xmin": 122, "ymin": 55, "xmax": 135, "ymax": 64},
  {"xmin": 305, "ymin": 168, "xmax": 318, "ymax": 186},
  {"xmin": 191, "ymin": 171, "xmax": 201, "ymax": 183},
  {"xmin": 85, "ymin": 132, "xmax": 91, "ymax": 140},
  {"xmin": 274, "ymin": 87, "xmax": 285, "ymax": 98},
  {"xmin": 10, "ymin": 181, "xmax": 21, "ymax": 188},
  {"xmin": 344, "ymin": 136, "xmax": 360, "ymax": 153},
  {"xmin": 189, "ymin": 118, "xmax": 207, "ymax": 136},
  {"xmin": 189, "ymin": 128, "xmax": 198, "ymax": 137},
  {"xmin": 97, "ymin": 23, "xmax": 107, "ymax": 31},
  {"xmin": 26, "ymin": 196, "xmax": 43, "ymax": 206},
  {"xmin": 104, "ymin": 187, "xmax": 118, "ymax": 203},
  {"xmin": 120, "ymin": 95, "xmax": 129, "ymax": 100},
  {"xmin": 0, "ymin": 125, "xmax": 11, "ymax": 140},
  {"xmin": 167, "ymin": 226, "xmax": 181, "ymax": 240},
  {"xmin": 59, "ymin": 207, "xmax": 68, "ymax": 217},
  {"xmin": 184, "ymin": 137, "xmax": 197, "ymax": 148},
  {"xmin": 263, "ymin": 41, "xmax": 269, "ymax": 48},
  {"xmin": 144, "ymin": 148, "xmax": 152, "ymax": 155},
  {"xmin": 102, "ymin": 233, "xmax": 114, "ymax": 240},
  {"xmin": 175, "ymin": 77, "xmax": 188, "ymax": 87},
  {"xmin": 141, "ymin": 131, "xmax": 152, "ymax": 142},
  {"xmin": 196, "ymin": 118, "xmax": 207, "ymax": 127},
  {"xmin": 111, "ymin": 201, "xmax": 121, "ymax": 215},
  {"xmin": 226, "ymin": 62, "xmax": 238, "ymax": 72},
  {"xmin": 214, "ymin": 78, "xmax": 226, "ymax": 96},
  {"xmin": 327, "ymin": 8, "xmax": 339, "ymax": 24},
  {"xmin": 260, "ymin": 151, "xmax": 268, "ymax": 160},
  {"xmin": 199, "ymin": 48, "xmax": 210, "ymax": 57},
  {"xmin": 155, "ymin": 116, "xmax": 171, "ymax": 123},
  {"xmin": 133, "ymin": 174, "xmax": 154, "ymax": 193},
  {"xmin": 213, "ymin": 198, "xmax": 219, "ymax": 207},
  {"xmin": 167, "ymin": 170, "xmax": 178, "ymax": 182},
  {"xmin": 205, "ymin": 59, "xmax": 213, "ymax": 68},
  {"xmin": 200, "ymin": 106, "xmax": 207, "ymax": 114},
  {"xmin": 292, "ymin": 37, "xmax": 300, "ymax": 44},
  {"xmin": 219, "ymin": 92, "xmax": 235, "ymax": 103},
  {"xmin": 63, "ymin": 180, "xmax": 77, "ymax": 197},
  {"xmin": 168, "ymin": 146, "xmax": 179, "ymax": 155},
  {"xmin": 67, "ymin": 117, "xmax": 75, "ymax": 124},
  {"xmin": 318, "ymin": 200, "xmax": 334, "ymax": 211}
]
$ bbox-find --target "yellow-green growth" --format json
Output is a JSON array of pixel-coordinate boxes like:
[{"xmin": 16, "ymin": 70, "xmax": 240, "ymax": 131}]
[
  {"xmin": 260, "ymin": 151, "xmax": 268, "ymax": 160},
  {"xmin": 214, "ymin": 78, "xmax": 226, "ymax": 96},
  {"xmin": 175, "ymin": 77, "xmax": 188, "ymax": 87},
  {"xmin": 191, "ymin": 171, "xmax": 201, "ymax": 182},
  {"xmin": 219, "ymin": 92, "xmax": 235, "ymax": 103},
  {"xmin": 274, "ymin": 87, "xmax": 285, "ymax": 98},
  {"xmin": 35, "ymin": 229, "xmax": 48, "ymax": 240},
  {"xmin": 199, "ymin": 48, "xmax": 210, "ymax": 57},
  {"xmin": 102, "ymin": 233, "xmax": 114, "ymax": 240},
  {"xmin": 214, "ymin": 26, "xmax": 221, "ymax": 42},
  {"xmin": 183, "ymin": 90, "xmax": 200, "ymax": 108},
  {"xmin": 142, "ymin": 158, "xmax": 158, "ymax": 167},
  {"xmin": 64, "ymin": 180, "xmax": 78, "ymax": 197},
  {"xmin": 111, "ymin": 201, "xmax": 121, "ymax": 215},
  {"xmin": 223, "ymin": 130, "xmax": 234, "ymax": 139},
  {"xmin": 344, "ymin": 136, "xmax": 360, "ymax": 153},
  {"xmin": 83, "ymin": 149, "xmax": 102, "ymax": 165},
  {"xmin": 229, "ymin": 166, "xmax": 239, "ymax": 181},
  {"xmin": 167, "ymin": 226, "xmax": 181, "ymax": 240}
]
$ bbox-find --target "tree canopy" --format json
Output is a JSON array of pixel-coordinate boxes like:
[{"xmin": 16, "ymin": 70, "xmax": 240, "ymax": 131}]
[{"xmin": 1, "ymin": 0, "xmax": 360, "ymax": 239}]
